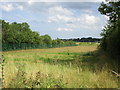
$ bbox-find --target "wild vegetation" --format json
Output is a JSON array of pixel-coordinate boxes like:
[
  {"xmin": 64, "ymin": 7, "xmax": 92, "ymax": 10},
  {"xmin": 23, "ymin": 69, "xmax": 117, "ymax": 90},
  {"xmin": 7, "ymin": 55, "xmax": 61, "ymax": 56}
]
[
  {"xmin": 1, "ymin": 1, "xmax": 120, "ymax": 88},
  {"xmin": 3, "ymin": 45, "xmax": 118, "ymax": 88}
]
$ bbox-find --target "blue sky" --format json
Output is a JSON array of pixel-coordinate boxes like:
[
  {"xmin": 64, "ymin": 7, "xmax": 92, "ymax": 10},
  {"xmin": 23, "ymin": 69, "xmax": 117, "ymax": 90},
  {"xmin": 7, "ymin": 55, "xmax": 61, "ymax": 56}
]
[{"xmin": 0, "ymin": 1, "xmax": 108, "ymax": 39}]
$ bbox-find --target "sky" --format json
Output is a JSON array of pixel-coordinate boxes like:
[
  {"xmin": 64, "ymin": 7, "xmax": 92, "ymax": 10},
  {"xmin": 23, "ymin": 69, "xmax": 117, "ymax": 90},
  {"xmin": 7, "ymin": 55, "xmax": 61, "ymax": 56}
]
[{"xmin": 0, "ymin": 0, "xmax": 109, "ymax": 39}]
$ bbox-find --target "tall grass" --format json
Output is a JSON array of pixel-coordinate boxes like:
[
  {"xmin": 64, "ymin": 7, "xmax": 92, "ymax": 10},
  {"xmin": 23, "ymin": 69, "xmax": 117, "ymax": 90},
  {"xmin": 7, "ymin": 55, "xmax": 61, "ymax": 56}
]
[{"xmin": 3, "ymin": 46, "xmax": 119, "ymax": 88}]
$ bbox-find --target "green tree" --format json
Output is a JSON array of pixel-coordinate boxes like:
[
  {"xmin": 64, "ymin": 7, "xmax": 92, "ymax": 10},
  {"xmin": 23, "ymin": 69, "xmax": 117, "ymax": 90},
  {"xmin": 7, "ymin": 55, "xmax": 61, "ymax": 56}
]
[
  {"xmin": 98, "ymin": 1, "xmax": 120, "ymax": 58},
  {"xmin": 1, "ymin": 19, "xmax": 77, "ymax": 51},
  {"xmin": 41, "ymin": 34, "xmax": 52, "ymax": 46},
  {"xmin": 52, "ymin": 40, "xmax": 58, "ymax": 47}
]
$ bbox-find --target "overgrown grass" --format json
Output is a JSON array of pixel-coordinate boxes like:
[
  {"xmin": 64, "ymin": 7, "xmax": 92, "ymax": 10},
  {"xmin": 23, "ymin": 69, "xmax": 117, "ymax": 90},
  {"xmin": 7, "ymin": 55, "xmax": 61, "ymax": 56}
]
[{"xmin": 3, "ymin": 45, "xmax": 119, "ymax": 88}]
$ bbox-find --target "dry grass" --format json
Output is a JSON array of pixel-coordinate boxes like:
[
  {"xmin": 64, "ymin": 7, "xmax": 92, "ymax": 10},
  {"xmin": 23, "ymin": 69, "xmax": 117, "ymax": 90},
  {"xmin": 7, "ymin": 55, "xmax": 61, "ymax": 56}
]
[
  {"xmin": 2, "ymin": 45, "xmax": 119, "ymax": 88},
  {"xmin": 3, "ymin": 46, "xmax": 97, "ymax": 53}
]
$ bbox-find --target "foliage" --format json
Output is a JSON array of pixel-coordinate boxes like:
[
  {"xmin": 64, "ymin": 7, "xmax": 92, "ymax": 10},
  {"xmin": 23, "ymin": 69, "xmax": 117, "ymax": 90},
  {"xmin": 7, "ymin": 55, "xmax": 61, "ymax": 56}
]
[
  {"xmin": 8, "ymin": 64, "xmax": 66, "ymax": 88},
  {"xmin": 98, "ymin": 1, "xmax": 120, "ymax": 59},
  {"xmin": 1, "ymin": 20, "xmax": 76, "ymax": 51}
]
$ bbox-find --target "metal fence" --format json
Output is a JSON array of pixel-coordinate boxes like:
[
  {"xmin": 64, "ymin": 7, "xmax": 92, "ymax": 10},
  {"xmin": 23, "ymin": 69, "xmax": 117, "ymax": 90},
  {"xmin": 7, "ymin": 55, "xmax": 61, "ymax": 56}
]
[{"xmin": 2, "ymin": 43, "xmax": 77, "ymax": 51}]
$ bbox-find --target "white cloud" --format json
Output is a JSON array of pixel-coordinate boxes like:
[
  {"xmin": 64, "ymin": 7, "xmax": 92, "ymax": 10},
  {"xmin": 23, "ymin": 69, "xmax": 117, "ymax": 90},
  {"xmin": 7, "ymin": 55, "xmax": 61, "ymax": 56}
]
[
  {"xmin": 77, "ymin": 14, "xmax": 100, "ymax": 30},
  {"xmin": 17, "ymin": 5, "xmax": 23, "ymax": 10},
  {"xmin": 57, "ymin": 28, "xmax": 73, "ymax": 31},
  {"xmin": 83, "ymin": 14, "xmax": 99, "ymax": 25},
  {"xmin": 47, "ymin": 6, "xmax": 75, "ymax": 23},
  {"xmin": 0, "ymin": 4, "xmax": 24, "ymax": 11},
  {"xmin": 48, "ymin": 13, "xmax": 99, "ymax": 26},
  {"xmin": 48, "ymin": 14, "xmax": 76, "ymax": 23},
  {"xmin": 48, "ymin": 5, "xmax": 99, "ymax": 25},
  {"xmin": 48, "ymin": 6, "xmax": 73, "ymax": 16},
  {"xmin": 82, "ymin": 9, "xmax": 93, "ymax": 14},
  {"xmin": 48, "ymin": 11, "xmax": 100, "ymax": 31},
  {"xmin": 28, "ymin": 0, "xmax": 34, "ymax": 5},
  {"xmin": 66, "ymin": 23, "xmax": 78, "ymax": 28},
  {"xmin": 0, "ymin": 4, "xmax": 14, "ymax": 12}
]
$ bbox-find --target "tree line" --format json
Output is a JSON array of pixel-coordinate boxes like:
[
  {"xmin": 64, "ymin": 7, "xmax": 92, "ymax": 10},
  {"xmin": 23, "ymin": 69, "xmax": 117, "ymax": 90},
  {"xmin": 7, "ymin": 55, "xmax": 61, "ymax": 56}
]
[
  {"xmin": 61, "ymin": 37, "xmax": 101, "ymax": 42},
  {"xmin": 98, "ymin": 1, "xmax": 120, "ymax": 59},
  {"xmin": 1, "ymin": 20, "xmax": 76, "ymax": 51}
]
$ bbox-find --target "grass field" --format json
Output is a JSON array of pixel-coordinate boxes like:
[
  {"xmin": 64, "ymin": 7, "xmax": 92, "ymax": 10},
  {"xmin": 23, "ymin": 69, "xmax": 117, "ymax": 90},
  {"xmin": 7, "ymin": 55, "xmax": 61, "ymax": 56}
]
[{"xmin": 2, "ymin": 44, "xmax": 119, "ymax": 88}]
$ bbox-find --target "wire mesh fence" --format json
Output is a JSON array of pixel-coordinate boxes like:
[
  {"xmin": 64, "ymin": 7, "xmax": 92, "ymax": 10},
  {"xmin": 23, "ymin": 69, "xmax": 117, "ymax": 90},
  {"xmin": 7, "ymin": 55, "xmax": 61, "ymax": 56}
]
[{"xmin": 2, "ymin": 43, "xmax": 77, "ymax": 51}]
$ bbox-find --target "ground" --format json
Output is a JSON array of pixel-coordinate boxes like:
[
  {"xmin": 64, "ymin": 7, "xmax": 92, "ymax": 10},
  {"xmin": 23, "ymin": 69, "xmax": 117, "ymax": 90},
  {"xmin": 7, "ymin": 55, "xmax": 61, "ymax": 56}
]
[{"xmin": 2, "ymin": 44, "xmax": 119, "ymax": 88}]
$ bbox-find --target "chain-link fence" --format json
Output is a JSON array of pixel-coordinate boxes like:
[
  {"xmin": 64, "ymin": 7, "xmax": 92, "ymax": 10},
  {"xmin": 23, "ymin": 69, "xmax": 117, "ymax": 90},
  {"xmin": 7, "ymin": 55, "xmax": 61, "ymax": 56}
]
[{"xmin": 2, "ymin": 43, "xmax": 77, "ymax": 51}]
